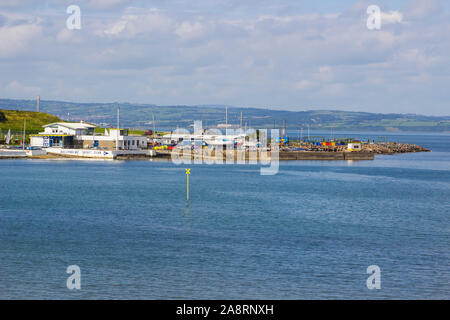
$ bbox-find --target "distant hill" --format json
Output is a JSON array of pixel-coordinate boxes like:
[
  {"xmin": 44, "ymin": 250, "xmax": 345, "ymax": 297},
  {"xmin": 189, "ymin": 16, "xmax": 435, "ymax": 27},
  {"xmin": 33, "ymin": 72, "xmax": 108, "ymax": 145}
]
[
  {"xmin": 0, "ymin": 109, "xmax": 61, "ymax": 135},
  {"xmin": 0, "ymin": 98, "xmax": 449, "ymax": 132}
]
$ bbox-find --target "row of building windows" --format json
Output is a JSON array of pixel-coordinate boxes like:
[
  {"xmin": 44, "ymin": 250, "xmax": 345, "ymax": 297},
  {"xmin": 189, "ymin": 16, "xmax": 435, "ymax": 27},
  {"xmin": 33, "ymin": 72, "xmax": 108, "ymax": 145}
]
[{"xmin": 124, "ymin": 140, "xmax": 141, "ymax": 146}]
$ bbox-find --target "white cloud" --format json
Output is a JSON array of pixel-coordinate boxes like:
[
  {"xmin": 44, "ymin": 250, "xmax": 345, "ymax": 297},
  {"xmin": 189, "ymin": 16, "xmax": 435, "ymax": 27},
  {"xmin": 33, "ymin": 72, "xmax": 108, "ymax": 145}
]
[
  {"xmin": 295, "ymin": 80, "xmax": 315, "ymax": 90},
  {"xmin": 102, "ymin": 8, "xmax": 174, "ymax": 37},
  {"xmin": 319, "ymin": 66, "xmax": 331, "ymax": 73},
  {"xmin": 0, "ymin": 0, "xmax": 26, "ymax": 8},
  {"xmin": 316, "ymin": 66, "xmax": 334, "ymax": 82},
  {"xmin": 0, "ymin": 23, "xmax": 41, "ymax": 58},
  {"xmin": 4, "ymin": 80, "xmax": 40, "ymax": 96},
  {"xmin": 103, "ymin": 16, "xmax": 131, "ymax": 36},
  {"xmin": 88, "ymin": 0, "xmax": 131, "ymax": 9},
  {"xmin": 381, "ymin": 11, "xmax": 403, "ymax": 25},
  {"xmin": 0, "ymin": 1, "xmax": 449, "ymax": 115},
  {"xmin": 175, "ymin": 21, "xmax": 205, "ymax": 40},
  {"xmin": 404, "ymin": 0, "xmax": 440, "ymax": 20},
  {"xmin": 396, "ymin": 48, "xmax": 444, "ymax": 68},
  {"xmin": 56, "ymin": 28, "xmax": 83, "ymax": 43}
]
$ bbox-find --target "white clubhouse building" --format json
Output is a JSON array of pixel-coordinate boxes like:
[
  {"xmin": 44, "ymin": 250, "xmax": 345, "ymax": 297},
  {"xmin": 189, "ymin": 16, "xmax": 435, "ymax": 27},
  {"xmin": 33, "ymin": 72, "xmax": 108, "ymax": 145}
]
[{"xmin": 30, "ymin": 122, "xmax": 147, "ymax": 150}]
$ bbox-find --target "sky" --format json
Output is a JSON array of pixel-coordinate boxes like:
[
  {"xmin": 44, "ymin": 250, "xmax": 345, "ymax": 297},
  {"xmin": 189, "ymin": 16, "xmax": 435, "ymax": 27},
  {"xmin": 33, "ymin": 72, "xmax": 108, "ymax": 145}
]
[{"xmin": 0, "ymin": 0, "xmax": 449, "ymax": 115}]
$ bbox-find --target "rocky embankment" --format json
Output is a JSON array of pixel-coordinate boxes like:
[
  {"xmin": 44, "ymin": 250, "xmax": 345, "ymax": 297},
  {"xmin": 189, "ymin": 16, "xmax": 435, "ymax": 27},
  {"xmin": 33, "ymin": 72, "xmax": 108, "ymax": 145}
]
[
  {"xmin": 290, "ymin": 142, "xmax": 430, "ymax": 154},
  {"xmin": 362, "ymin": 142, "xmax": 430, "ymax": 154}
]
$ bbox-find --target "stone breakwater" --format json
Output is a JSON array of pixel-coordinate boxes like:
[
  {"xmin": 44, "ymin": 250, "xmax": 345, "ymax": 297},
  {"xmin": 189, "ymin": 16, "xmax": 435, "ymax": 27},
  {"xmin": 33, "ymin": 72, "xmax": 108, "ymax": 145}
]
[
  {"xmin": 153, "ymin": 142, "xmax": 430, "ymax": 162},
  {"xmin": 157, "ymin": 149, "xmax": 375, "ymax": 161},
  {"xmin": 279, "ymin": 151, "xmax": 374, "ymax": 160},
  {"xmin": 362, "ymin": 142, "xmax": 430, "ymax": 154},
  {"xmin": 291, "ymin": 142, "xmax": 431, "ymax": 154}
]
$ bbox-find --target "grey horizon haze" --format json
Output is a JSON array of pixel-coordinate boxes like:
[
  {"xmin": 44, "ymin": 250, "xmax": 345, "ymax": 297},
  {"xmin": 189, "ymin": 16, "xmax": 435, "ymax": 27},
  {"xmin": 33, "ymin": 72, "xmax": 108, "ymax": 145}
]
[{"xmin": 0, "ymin": 0, "xmax": 449, "ymax": 116}]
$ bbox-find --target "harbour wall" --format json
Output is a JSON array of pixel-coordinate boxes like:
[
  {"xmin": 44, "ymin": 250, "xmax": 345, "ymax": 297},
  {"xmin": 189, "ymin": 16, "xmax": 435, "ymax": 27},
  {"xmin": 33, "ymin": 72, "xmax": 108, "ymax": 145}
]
[
  {"xmin": 159, "ymin": 150, "xmax": 375, "ymax": 161},
  {"xmin": 0, "ymin": 149, "xmax": 47, "ymax": 158},
  {"xmin": 279, "ymin": 151, "xmax": 374, "ymax": 160},
  {"xmin": 46, "ymin": 148, "xmax": 156, "ymax": 159}
]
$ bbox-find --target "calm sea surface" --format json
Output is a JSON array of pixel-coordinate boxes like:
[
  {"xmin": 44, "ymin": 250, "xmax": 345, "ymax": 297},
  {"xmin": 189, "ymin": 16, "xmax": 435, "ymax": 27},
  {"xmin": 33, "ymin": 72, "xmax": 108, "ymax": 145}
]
[{"xmin": 0, "ymin": 132, "xmax": 449, "ymax": 299}]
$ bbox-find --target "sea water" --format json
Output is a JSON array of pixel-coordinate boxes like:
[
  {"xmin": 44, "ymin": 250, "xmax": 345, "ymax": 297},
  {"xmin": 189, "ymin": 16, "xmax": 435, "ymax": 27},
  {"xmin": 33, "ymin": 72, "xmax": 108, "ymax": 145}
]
[{"xmin": 0, "ymin": 132, "xmax": 449, "ymax": 299}]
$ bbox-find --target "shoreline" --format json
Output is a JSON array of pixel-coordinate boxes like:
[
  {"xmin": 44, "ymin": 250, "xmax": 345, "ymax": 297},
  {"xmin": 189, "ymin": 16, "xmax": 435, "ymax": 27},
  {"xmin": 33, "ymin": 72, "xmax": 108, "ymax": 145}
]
[
  {"xmin": 0, "ymin": 142, "xmax": 431, "ymax": 162},
  {"xmin": 0, "ymin": 149, "xmax": 430, "ymax": 162}
]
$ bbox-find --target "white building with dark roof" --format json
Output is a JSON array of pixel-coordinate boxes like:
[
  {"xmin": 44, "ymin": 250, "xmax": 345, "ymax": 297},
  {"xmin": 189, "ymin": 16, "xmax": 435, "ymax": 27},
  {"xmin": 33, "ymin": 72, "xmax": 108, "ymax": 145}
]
[
  {"xmin": 42, "ymin": 122, "xmax": 96, "ymax": 136},
  {"xmin": 30, "ymin": 122, "xmax": 147, "ymax": 150}
]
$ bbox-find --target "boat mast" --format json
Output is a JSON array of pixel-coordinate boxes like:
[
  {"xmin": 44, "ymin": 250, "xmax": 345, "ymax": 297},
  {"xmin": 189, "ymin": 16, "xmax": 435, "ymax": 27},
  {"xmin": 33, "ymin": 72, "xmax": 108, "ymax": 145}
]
[
  {"xmin": 116, "ymin": 106, "xmax": 120, "ymax": 151},
  {"xmin": 152, "ymin": 113, "xmax": 156, "ymax": 135},
  {"xmin": 22, "ymin": 119, "xmax": 26, "ymax": 150},
  {"xmin": 225, "ymin": 106, "xmax": 228, "ymax": 136},
  {"xmin": 240, "ymin": 111, "xmax": 243, "ymax": 135}
]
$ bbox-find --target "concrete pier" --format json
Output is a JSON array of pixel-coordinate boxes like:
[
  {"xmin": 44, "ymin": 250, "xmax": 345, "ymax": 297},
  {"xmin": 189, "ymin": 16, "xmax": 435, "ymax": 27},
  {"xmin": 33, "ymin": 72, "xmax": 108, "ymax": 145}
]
[
  {"xmin": 45, "ymin": 148, "xmax": 156, "ymax": 159},
  {"xmin": 279, "ymin": 151, "xmax": 375, "ymax": 160},
  {"xmin": 158, "ymin": 149, "xmax": 375, "ymax": 161}
]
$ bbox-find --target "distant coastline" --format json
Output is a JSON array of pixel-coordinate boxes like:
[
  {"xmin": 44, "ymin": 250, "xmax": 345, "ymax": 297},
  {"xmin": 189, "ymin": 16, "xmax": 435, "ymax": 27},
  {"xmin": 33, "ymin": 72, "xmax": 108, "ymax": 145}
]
[{"xmin": 1, "ymin": 98, "xmax": 449, "ymax": 133}]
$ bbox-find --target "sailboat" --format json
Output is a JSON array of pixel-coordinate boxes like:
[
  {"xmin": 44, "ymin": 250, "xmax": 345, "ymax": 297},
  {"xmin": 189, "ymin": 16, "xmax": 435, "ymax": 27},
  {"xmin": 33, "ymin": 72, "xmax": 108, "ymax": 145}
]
[{"xmin": 5, "ymin": 129, "xmax": 11, "ymax": 145}]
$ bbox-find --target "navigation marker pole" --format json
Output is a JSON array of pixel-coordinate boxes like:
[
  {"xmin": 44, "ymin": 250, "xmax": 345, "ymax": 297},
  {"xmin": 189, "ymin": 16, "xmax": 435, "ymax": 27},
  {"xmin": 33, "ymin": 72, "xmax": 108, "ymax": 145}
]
[{"xmin": 185, "ymin": 168, "xmax": 191, "ymax": 207}]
